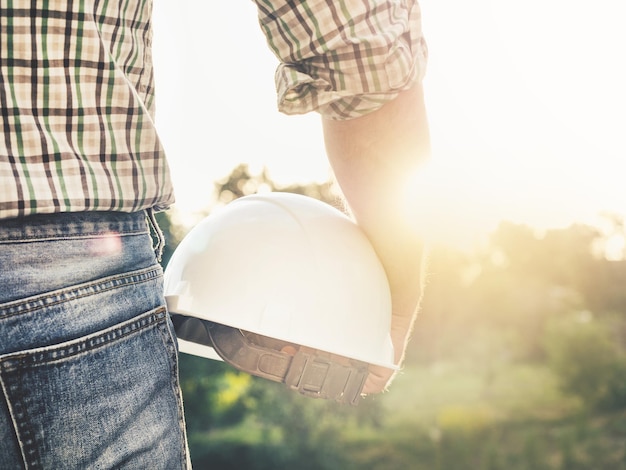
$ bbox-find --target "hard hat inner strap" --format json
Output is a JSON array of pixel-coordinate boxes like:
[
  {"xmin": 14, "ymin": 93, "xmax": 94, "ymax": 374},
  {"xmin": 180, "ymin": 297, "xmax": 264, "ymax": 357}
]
[
  {"xmin": 209, "ymin": 322, "xmax": 292, "ymax": 379},
  {"xmin": 207, "ymin": 322, "xmax": 368, "ymax": 405},
  {"xmin": 284, "ymin": 349, "xmax": 368, "ymax": 405}
]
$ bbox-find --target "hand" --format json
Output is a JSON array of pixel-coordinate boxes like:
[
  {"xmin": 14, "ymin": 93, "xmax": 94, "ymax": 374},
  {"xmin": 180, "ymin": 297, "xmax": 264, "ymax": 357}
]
[{"xmin": 362, "ymin": 364, "xmax": 396, "ymax": 395}]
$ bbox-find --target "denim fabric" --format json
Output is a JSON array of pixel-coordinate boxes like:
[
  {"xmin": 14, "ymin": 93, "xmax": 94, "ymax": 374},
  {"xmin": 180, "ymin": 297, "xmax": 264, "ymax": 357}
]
[{"xmin": 0, "ymin": 211, "xmax": 190, "ymax": 469}]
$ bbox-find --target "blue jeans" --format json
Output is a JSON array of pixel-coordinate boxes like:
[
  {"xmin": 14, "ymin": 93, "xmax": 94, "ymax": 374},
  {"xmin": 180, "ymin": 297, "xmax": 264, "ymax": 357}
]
[{"xmin": 0, "ymin": 211, "xmax": 190, "ymax": 469}]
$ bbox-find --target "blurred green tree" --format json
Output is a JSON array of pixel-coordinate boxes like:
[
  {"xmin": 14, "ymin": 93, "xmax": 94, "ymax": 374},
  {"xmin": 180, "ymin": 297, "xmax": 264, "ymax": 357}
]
[
  {"xmin": 154, "ymin": 164, "xmax": 626, "ymax": 469},
  {"xmin": 545, "ymin": 315, "xmax": 626, "ymax": 411}
]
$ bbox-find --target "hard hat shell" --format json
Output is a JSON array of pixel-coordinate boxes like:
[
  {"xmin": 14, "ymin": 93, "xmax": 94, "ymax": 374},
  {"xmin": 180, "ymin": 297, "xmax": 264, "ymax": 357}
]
[{"xmin": 164, "ymin": 192, "xmax": 397, "ymax": 369}]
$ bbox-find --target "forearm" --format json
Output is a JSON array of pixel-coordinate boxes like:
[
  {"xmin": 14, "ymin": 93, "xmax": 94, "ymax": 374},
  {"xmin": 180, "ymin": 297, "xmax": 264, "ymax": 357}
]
[{"xmin": 322, "ymin": 83, "xmax": 431, "ymax": 383}]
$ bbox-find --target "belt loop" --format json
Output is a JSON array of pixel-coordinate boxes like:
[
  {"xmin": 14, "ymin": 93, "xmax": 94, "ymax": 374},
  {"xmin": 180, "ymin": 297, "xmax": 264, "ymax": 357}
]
[{"xmin": 146, "ymin": 208, "xmax": 165, "ymax": 263}]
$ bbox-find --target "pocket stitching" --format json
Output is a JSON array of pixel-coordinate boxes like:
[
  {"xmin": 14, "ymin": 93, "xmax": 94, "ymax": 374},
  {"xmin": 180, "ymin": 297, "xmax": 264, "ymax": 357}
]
[
  {"xmin": 0, "ymin": 266, "xmax": 162, "ymax": 319},
  {"xmin": 0, "ymin": 307, "xmax": 167, "ymax": 373}
]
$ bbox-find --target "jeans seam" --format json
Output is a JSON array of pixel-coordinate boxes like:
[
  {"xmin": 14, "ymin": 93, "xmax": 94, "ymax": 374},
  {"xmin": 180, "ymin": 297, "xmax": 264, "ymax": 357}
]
[
  {"xmin": 157, "ymin": 313, "xmax": 191, "ymax": 468},
  {"xmin": 0, "ymin": 375, "xmax": 30, "ymax": 469},
  {"xmin": 0, "ymin": 229, "xmax": 149, "ymax": 244},
  {"xmin": 0, "ymin": 266, "xmax": 163, "ymax": 319},
  {"xmin": 0, "ymin": 307, "xmax": 167, "ymax": 372}
]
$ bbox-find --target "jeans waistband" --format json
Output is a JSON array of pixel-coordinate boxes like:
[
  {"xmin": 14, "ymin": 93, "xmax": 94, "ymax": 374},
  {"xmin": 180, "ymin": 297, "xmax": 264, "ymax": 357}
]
[{"xmin": 0, "ymin": 211, "xmax": 149, "ymax": 242}]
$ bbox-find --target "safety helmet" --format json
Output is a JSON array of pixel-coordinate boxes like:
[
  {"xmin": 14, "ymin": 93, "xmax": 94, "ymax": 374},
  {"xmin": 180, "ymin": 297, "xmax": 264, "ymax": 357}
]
[{"xmin": 164, "ymin": 192, "xmax": 396, "ymax": 404}]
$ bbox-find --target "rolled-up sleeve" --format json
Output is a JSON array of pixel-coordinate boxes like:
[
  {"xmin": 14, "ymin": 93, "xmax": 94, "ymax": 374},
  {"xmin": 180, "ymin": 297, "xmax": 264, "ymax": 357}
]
[{"xmin": 255, "ymin": 0, "xmax": 428, "ymax": 120}]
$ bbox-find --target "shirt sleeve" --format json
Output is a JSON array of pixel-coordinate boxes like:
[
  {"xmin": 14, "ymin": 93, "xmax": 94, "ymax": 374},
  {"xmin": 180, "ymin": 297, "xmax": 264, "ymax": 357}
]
[{"xmin": 255, "ymin": 0, "xmax": 428, "ymax": 120}]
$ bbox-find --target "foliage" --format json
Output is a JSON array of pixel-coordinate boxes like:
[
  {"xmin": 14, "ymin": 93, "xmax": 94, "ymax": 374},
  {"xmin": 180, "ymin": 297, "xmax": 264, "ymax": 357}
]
[
  {"xmin": 340, "ymin": 410, "xmax": 626, "ymax": 470},
  {"xmin": 545, "ymin": 315, "xmax": 626, "ymax": 411},
  {"xmin": 178, "ymin": 355, "xmax": 253, "ymax": 433},
  {"xmin": 156, "ymin": 165, "xmax": 626, "ymax": 469},
  {"xmin": 213, "ymin": 163, "xmax": 342, "ymax": 210}
]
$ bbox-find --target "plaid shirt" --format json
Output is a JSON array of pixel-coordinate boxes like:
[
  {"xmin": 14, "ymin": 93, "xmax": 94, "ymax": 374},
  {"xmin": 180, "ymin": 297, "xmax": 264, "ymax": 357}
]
[{"xmin": 0, "ymin": 0, "xmax": 427, "ymax": 220}]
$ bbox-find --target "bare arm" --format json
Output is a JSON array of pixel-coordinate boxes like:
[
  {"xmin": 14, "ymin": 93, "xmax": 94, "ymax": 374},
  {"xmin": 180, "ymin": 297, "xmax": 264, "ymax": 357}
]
[{"xmin": 322, "ymin": 83, "xmax": 431, "ymax": 394}]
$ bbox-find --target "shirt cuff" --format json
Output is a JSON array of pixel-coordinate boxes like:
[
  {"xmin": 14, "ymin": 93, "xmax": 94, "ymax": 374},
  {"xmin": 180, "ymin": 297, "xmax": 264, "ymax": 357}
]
[{"xmin": 259, "ymin": 0, "xmax": 428, "ymax": 120}]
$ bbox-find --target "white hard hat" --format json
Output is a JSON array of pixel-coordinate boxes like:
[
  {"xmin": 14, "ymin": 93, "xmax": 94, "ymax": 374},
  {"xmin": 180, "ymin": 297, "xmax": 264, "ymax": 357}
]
[{"xmin": 164, "ymin": 192, "xmax": 396, "ymax": 403}]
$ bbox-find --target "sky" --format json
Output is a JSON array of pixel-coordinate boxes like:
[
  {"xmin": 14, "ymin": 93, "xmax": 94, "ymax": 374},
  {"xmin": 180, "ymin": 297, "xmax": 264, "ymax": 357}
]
[{"xmin": 151, "ymin": 0, "xmax": 626, "ymax": 247}]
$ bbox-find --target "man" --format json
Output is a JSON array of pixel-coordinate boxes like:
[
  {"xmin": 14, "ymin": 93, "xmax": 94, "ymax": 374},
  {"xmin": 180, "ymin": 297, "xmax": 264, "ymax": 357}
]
[{"xmin": 0, "ymin": 0, "xmax": 429, "ymax": 467}]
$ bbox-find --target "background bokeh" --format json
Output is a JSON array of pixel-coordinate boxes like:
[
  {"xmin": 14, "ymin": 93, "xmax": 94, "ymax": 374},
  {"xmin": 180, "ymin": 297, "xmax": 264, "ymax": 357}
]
[
  {"xmin": 156, "ymin": 167, "xmax": 626, "ymax": 469},
  {"xmin": 151, "ymin": 1, "xmax": 626, "ymax": 468}
]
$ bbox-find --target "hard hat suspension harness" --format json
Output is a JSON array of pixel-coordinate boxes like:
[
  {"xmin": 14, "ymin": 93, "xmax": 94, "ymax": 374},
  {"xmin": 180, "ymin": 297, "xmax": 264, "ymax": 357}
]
[{"xmin": 173, "ymin": 315, "xmax": 368, "ymax": 405}]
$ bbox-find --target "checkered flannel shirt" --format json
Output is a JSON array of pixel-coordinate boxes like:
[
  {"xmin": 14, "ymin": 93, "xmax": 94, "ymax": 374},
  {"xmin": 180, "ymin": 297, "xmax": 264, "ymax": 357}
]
[{"xmin": 0, "ymin": 0, "xmax": 427, "ymax": 220}]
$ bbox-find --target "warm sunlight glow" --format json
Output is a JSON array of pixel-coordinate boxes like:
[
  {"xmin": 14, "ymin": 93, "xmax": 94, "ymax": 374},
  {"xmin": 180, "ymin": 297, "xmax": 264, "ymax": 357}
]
[
  {"xmin": 148, "ymin": 4, "xmax": 626, "ymax": 465},
  {"xmin": 153, "ymin": 0, "xmax": 625, "ymax": 243},
  {"xmin": 402, "ymin": 158, "xmax": 500, "ymax": 250}
]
